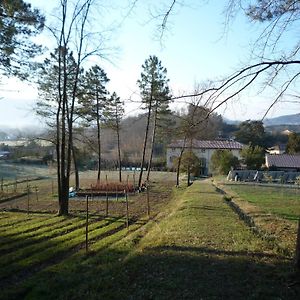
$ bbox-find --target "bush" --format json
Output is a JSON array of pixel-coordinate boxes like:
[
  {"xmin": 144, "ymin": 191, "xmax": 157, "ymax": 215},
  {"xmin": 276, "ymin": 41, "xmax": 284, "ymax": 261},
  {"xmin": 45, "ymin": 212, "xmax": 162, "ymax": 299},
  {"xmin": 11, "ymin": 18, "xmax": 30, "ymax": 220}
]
[
  {"xmin": 176, "ymin": 150, "xmax": 201, "ymax": 177},
  {"xmin": 241, "ymin": 145, "xmax": 265, "ymax": 170},
  {"xmin": 211, "ymin": 150, "xmax": 239, "ymax": 175}
]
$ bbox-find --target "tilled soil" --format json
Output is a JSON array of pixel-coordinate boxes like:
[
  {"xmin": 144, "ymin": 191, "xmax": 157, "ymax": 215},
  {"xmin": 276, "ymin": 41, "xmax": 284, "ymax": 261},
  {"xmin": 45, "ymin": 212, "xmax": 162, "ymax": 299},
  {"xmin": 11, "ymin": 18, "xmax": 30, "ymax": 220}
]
[{"xmin": 0, "ymin": 181, "xmax": 174, "ymax": 220}]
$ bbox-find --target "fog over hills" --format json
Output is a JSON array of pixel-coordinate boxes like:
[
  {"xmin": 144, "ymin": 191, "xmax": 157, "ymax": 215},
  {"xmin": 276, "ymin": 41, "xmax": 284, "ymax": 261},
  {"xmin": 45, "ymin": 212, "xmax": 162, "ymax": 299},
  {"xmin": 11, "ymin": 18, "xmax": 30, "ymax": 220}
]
[
  {"xmin": 263, "ymin": 113, "xmax": 300, "ymax": 126},
  {"xmin": 224, "ymin": 113, "xmax": 300, "ymax": 126},
  {"xmin": 1, "ymin": 112, "xmax": 300, "ymax": 140}
]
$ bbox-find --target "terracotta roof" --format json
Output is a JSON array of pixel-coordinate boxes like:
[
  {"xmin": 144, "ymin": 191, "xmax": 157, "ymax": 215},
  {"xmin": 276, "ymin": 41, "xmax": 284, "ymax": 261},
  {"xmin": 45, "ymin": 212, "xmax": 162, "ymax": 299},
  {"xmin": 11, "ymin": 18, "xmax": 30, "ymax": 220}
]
[
  {"xmin": 168, "ymin": 140, "xmax": 244, "ymax": 150},
  {"xmin": 266, "ymin": 154, "xmax": 300, "ymax": 168}
]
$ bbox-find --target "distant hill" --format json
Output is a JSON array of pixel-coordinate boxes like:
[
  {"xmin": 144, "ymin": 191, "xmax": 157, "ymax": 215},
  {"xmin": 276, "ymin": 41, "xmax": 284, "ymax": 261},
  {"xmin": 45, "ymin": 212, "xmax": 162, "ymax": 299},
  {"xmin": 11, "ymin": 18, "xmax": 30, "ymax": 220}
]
[{"xmin": 264, "ymin": 113, "xmax": 300, "ymax": 126}]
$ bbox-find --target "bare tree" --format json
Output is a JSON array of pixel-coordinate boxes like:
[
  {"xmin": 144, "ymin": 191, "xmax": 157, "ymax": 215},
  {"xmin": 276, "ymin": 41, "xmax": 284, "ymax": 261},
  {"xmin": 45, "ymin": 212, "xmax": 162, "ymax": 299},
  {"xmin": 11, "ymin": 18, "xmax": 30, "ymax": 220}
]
[
  {"xmin": 38, "ymin": 0, "xmax": 105, "ymax": 215},
  {"xmin": 153, "ymin": 0, "xmax": 300, "ymax": 272}
]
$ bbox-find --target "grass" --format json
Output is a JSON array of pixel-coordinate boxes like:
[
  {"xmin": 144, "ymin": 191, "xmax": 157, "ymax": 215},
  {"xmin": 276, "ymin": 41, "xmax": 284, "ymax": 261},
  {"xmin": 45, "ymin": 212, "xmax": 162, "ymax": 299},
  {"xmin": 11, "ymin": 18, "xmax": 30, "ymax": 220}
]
[
  {"xmin": 224, "ymin": 183, "xmax": 300, "ymax": 222},
  {"xmin": 1, "ymin": 180, "xmax": 298, "ymax": 299}
]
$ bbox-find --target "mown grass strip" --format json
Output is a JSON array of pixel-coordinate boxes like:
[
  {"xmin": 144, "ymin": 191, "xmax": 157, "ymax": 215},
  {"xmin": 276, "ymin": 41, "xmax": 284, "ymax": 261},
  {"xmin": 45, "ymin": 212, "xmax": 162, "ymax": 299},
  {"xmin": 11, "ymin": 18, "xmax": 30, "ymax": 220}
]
[
  {"xmin": 0, "ymin": 216, "xmax": 106, "ymax": 269},
  {"xmin": 0, "ymin": 215, "xmax": 59, "ymax": 236},
  {"xmin": 0, "ymin": 217, "xmax": 125, "ymax": 280},
  {"xmin": 0, "ymin": 213, "xmax": 43, "ymax": 228},
  {"xmin": 2, "ymin": 181, "xmax": 298, "ymax": 300},
  {"xmin": 6, "ymin": 217, "xmax": 152, "ymax": 299},
  {"xmin": 0, "ymin": 216, "xmax": 84, "ymax": 254}
]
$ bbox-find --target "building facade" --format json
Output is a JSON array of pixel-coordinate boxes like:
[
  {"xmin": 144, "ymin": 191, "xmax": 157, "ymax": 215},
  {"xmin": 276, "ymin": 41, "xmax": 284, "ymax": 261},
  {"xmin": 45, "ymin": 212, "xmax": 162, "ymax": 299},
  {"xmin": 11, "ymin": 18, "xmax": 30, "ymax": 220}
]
[{"xmin": 166, "ymin": 140, "xmax": 244, "ymax": 175}]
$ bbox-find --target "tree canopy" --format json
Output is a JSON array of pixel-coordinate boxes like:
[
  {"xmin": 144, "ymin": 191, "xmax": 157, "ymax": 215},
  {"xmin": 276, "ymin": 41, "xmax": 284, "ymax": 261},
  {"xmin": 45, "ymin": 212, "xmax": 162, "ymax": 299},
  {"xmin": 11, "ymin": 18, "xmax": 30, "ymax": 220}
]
[
  {"xmin": 286, "ymin": 132, "xmax": 300, "ymax": 154},
  {"xmin": 0, "ymin": 0, "xmax": 44, "ymax": 77},
  {"xmin": 234, "ymin": 120, "xmax": 267, "ymax": 148},
  {"xmin": 241, "ymin": 145, "xmax": 265, "ymax": 170},
  {"xmin": 211, "ymin": 150, "xmax": 239, "ymax": 175}
]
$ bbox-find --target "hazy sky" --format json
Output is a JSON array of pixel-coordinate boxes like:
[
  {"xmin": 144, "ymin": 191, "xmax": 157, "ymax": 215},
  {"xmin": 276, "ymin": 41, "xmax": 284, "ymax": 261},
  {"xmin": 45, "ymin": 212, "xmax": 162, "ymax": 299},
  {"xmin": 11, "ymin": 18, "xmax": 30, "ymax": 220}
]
[{"xmin": 0, "ymin": 0, "xmax": 299, "ymax": 128}]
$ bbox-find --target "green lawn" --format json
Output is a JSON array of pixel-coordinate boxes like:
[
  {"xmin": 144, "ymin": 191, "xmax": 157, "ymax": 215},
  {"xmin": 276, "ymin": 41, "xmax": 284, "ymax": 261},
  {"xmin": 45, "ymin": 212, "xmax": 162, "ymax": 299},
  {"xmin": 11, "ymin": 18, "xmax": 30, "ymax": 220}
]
[
  {"xmin": 224, "ymin": 184, "xmax": 300, "ymax": 221},
  {"xmin": 0, "ymin": 180, "xmax": 298, "ymax": 299}
]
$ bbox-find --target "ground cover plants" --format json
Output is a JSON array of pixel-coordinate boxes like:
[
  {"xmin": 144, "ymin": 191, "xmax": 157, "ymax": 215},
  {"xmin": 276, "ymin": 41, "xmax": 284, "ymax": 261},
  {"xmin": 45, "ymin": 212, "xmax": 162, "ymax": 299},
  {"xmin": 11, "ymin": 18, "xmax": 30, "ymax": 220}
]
[
  {"xmin": 222, "ymin": 183, "xmax": 300, "ymax": 222},
  {"xmin": 214, "ymin": 179, "xmax": 299, "ymax": 259},
  {"xmin": 0, "ymin": 179, "xmax": 298, "ymax": 299}
]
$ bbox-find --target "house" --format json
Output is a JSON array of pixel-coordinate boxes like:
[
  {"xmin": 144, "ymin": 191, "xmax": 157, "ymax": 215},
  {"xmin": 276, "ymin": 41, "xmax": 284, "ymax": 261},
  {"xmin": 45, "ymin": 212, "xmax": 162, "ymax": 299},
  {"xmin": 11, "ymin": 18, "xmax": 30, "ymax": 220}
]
[
  {"xmin": 0, "ymin": 151, "xmax": 10, "ymax": 159},
  {"xmin": 265, "ymin": 153, "xmax": 300, "ymax": 171},
  {"xmin": 281, "ymin": 129, "xmax": 293, "ymax": 136},
  {"xmin": 166, "ymin": 139, "xmax": 244, "ymax": 175},
  {"xmin": 267, "ymin": 144, "xmax": 286, "ymax": 155}
]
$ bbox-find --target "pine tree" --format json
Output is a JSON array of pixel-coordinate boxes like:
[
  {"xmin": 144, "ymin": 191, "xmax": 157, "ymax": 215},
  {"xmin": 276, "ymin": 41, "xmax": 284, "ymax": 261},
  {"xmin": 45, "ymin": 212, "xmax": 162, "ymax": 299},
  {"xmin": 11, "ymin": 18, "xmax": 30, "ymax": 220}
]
[
  {"xmin": 137, "ymin": 55, "xmax": 171, "ymax": 187},
  {"xmin": 0, "ymin": 0, "xmax": 44, "ymax": 77},
  {"xmin": 105, "ymin": 92, "xmax": 124, "ymax": 182},
  {"xmin": 37, "ymin": 48, "xmax": 84, "ymax": 213},
  {"xmin": 80, "ymin": 65, "xmax": 110, "ymax": 182}
]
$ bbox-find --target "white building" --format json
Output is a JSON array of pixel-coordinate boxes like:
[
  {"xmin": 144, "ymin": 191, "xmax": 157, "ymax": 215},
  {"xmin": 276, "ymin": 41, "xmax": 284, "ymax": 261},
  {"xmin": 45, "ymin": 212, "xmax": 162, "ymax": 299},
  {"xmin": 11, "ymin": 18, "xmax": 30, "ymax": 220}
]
[
  {"xmin": 166, "ymin": 140, "xmax": 244, "ymax": 175},
  {"xmin": 267, "ymin": 144, "xmax": 286, "ymax": 155}
]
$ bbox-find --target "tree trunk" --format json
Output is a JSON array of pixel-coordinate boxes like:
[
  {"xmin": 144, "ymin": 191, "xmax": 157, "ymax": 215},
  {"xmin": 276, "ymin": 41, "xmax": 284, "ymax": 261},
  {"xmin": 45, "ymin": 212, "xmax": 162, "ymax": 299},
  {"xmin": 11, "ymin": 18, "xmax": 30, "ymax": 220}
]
[
  {"xmin": 187, "ymin": 138, "xmax": 193, "ymax": 187},
  {"xmin": 116, "ymin": 121, "xmax": 122, "ymax": 182},
  {"xmin": 176, "ymin": 137, "xmax": 187, "ymax": 186},
  {"xmin": 58, "ymin": 67, "xmax": 69, "ymax": 215},
  {"xmin": 96, "ymin": 90, "xmax": 101, "ymax": 182},
  {"xmin": 146, "ymin": 103, "xmax": 158, "ymax": 181},
  {"xmin": 72, "ymin": 146, "xmax": 80, "ymax": 190},
  {"xmin": 138, "ymin": 101, "xmax": 152, "ymax": 188},
  {"xmin": 58, "ymin": 176, "xmax": 69, "ymax": 215},
  {"xmin": 187, "ymin": 164, "xmax": 191, "ymax": 187}
]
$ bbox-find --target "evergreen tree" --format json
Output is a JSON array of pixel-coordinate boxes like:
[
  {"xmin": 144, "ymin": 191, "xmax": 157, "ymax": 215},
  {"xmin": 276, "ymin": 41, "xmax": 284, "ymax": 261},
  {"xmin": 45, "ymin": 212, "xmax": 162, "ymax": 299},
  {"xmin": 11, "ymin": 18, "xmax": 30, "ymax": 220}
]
[
  {"xmin": 241, "ymin": 145, "xmax": 265, "ymax": 170},
  {"xmin": 80, "ymin": 65, "xmax": 110, "ymax": 181},
  {"xmin": 0, "ymin": 0, "xmax": 44, "ymax": 77},
  {"xmin": 286, "ymin": 132, "xmax": 300, "ymax": 154},
  {"xmin": 37, "ymin": 48, "xmax": 84, "ymax": 202},
  {"xmin": 105, "ymin": 92, "xmax": 124, "ymax": 182},
  {"xmin": 137, "ymin": 55, "xmax": 171, "ymax": 186},
  {"xmin": 211, "ymin": 150, "xmax": 240, "ymax": 175}
]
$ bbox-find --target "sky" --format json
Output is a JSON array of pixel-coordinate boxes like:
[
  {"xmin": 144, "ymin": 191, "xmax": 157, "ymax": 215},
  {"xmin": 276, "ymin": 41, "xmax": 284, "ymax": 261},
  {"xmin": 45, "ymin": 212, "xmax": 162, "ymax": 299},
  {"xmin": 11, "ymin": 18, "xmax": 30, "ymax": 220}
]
[{"xmin": 0, "ymin": 0, "xmax": 299, "ymax": 128}]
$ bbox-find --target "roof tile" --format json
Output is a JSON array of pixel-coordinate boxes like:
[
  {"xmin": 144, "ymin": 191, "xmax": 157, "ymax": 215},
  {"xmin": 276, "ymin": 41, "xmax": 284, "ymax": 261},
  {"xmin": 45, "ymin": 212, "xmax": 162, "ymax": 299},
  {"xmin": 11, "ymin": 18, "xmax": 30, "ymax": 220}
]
[
  {"xmin": 266, "ymin": 154, "xmax": 300, "ymax": 168},
  {"xmin": 168, "ymin": 140, "xmax": 244, "ymax": 150}
]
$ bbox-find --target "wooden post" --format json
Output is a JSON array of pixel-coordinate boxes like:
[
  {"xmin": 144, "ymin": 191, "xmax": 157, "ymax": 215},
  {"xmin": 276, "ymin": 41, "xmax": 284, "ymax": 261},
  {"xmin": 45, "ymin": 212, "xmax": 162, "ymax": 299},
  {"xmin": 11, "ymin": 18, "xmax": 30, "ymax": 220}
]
[
  {"xmin": 133, "ymin": 170, "xmax": 136, "ymax": 194},
  {"xmin": 85, "ymin": 195, "xmax": 89, "ymax": 253},
  {"xmin": 27, "ymin": 185, "xmax": 30, "ymax": 215},
  {"xmin": 125, "ymin": 190, "xmax": 129, "ymax": 229},
  {"xmin": 1, "ymin": 177, "xmax": 3, "ymax": 192},
  {"xmin": 14, "ymin": 177, "xmax": 17, "ymax": 192},
  {"xmin": 105, "ymin": 174, "xmax": 108, "ymax": 217},
  {"xmin": 35, "ymin": 186, "xmax": 39, "ymax": 201},
  {"xmin": 146, "ymin": 181, "xmax": 150, "ymax": 219},
  {"xmin": 296, "ymin": 218, "xmax": 300, "ymax": 270}
]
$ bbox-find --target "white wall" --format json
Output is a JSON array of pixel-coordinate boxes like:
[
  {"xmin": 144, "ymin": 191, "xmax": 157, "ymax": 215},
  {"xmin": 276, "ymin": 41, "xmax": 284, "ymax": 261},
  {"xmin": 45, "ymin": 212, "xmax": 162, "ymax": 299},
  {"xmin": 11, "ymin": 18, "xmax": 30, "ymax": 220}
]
[{"xmin": 166, "ymin": 147, "xmax": 242, "ymax": 173}]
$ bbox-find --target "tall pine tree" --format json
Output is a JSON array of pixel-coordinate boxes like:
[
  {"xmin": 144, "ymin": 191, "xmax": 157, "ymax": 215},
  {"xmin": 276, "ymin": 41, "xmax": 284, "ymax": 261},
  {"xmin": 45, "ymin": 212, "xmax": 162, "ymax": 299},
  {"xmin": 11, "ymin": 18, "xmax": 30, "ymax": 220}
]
[
  {"xmin": 0, "ymin": 0, "xmax": 44, "ymax": 77},
  {"xmin": 137, "ymin": 55, "xmax": 171, "ymax": 187},
  {"xmin": 105, "ymin": 92, "xmax": 124, "ymax": 182},
  {"xmin": 80, "ymin": 65, "xmax": 110, "ymax": 182}
]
